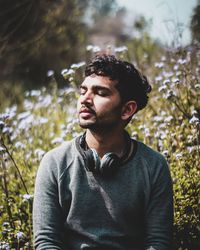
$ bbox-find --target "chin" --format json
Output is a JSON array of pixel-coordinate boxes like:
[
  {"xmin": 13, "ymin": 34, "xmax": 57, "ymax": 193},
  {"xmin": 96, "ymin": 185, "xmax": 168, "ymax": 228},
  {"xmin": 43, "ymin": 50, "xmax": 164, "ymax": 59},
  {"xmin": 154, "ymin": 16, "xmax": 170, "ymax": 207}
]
[{"xmin": 79, "ymin": 122, "xmax": 95, "ymax": 129}]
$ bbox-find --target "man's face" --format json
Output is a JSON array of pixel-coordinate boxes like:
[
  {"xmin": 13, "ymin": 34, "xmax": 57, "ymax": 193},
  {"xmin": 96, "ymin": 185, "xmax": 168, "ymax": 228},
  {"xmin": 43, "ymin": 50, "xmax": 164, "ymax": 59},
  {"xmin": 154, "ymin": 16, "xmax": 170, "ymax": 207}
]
[{"xmin": 77, "ymin": 75, "xmax": 124, "ymax": 131}]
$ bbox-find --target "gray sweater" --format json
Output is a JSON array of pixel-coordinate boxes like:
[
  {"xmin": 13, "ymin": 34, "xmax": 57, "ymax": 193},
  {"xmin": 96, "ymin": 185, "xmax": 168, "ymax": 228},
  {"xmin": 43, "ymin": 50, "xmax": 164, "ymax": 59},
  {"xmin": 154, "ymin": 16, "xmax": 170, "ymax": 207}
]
[{"xmin": 33, "ymin": 137, "xmax": 173, "ymax": 250}]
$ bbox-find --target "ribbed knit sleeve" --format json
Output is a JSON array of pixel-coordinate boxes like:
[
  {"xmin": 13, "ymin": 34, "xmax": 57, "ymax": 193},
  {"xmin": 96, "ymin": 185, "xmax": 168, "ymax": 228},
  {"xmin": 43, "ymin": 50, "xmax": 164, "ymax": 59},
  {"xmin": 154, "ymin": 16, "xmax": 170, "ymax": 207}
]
[
  {"xmin": 143, "ymin": 152, "xmax": 174, "ymax": 250},
  {"xmin": 33, "ymin": 151, "xmax": 65, "ymax": 250}
]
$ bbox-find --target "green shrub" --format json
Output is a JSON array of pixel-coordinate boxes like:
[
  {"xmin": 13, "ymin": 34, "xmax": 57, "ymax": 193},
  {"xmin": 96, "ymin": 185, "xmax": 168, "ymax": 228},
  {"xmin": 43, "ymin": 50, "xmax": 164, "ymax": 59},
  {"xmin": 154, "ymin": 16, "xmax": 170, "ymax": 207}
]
[{"xmin": 0, "ymin": 45, "xmax": 199, "ymax": 249}]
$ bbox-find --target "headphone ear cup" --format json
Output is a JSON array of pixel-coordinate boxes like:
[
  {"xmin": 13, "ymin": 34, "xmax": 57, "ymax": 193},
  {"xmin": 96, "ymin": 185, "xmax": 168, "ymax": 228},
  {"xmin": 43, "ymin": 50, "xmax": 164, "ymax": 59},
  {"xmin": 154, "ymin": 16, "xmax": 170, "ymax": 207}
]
[
  {"xmin": 84, "ymin": 148, "xmax": 101, "ymax": 172},
  {"xmin": 100, "ymin": 153, "xmax": 120, "ymax": 176}
]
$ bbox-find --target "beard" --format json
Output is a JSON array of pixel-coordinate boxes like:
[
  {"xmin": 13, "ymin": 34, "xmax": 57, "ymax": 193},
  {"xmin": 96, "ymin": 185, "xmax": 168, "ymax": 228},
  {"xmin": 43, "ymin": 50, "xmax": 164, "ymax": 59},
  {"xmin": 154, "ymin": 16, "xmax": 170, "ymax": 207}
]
[
  {"xmin": 78, "ymin": 104, "xmax": 122, "ymax": 133},
  {"xmin": 79, "ymin": 118, "xmax": 120, "ymax": 133}
]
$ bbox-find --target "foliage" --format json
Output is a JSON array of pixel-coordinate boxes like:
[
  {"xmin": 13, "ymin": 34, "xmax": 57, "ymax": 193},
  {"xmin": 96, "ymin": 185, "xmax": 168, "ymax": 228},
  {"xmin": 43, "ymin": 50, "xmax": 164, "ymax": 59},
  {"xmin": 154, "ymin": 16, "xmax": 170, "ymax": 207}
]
[
  {"xmin": 0, "ymin": 82, "xmax": 25, "ymax": 112},
  {"xmin": 125, "ymin": 32, "xmax": 164, "ymax": 72},
  {"xmin": 125, "ymin": 44, "xmax": 200, "ymax": 249},
  {"xmin": 88, "ymin": 0, "xmax": 118, "ymax": 21},
  {"xmin": 0, "ymin": 0, "xmax": 89, "ymax": 86},
  {"xmin": 0, "ymin": 44, "xmax": 200, "ymax": 249},
  {"xmin": 190, "ymin": 1, "xmax": 200, "ymax": 42}
]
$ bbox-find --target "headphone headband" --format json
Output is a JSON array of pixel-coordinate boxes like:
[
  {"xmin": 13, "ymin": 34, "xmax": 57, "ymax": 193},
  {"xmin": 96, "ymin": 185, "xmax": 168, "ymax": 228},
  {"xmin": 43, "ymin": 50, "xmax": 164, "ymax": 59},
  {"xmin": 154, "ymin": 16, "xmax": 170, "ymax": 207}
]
[{"xmin": 76, "ymin": 131, "xmax": 137, "ymax": 176}]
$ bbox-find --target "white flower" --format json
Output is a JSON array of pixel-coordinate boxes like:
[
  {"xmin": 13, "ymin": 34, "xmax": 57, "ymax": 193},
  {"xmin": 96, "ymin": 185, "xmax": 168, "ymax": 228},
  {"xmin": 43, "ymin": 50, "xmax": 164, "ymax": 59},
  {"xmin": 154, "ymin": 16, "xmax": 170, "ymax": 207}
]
[
  {"xmin": 0, "ymin": 146, "xmax": 6, "ymax": 153},
  {"xmin": 36, "ymin": 95, "xmax": 52, "ymax": 108},
  {"xmin": 153, "ymin": 116, "xmax": 163, "ymax": 122},
  {"xmin": 155, "ymin": 62, "xmax": 164, "ymax": 68},
  {"xmin": 164, "ymin": 90, "xmax": 176, "ymax": 99},
  {"xmin": 187, "ymin": 146, "xmax": 197, "ymax": 153},
  {"xmin": 22, "ymin": 194, "xmax": 33, "ymax": 201},
  {"xmin": 162, "ymin": 71, "xmax": 174, "ymax": 78},
  {"xmin": 3, "ymin": 222, "xmax": 9, "ymax": 227},
  {"xmin": 35, "ymin": 149, "xmax": 46, "ymax": 160},
  {"xmin": 61, "ymin": 130, "xmax": 67, "ymax": 138},
  {"xmin": 29, "ymin": 90, "xmax": 41, "ymax": 97},
  {"xmin": 192, "ymin": 110, "xmax": 198, "ymax": 115},
  {"xmin": 189, "ymin": 116, "xmax": 199, "ymax": 125},
  {"xmin": 178, "ymin": 58, "xmax": 187, "ymax": 64},
  {"xmin": 158, "ymin": 85, "xmax": 167, "ymax": 92},
  {"xmin": 3, "ymin": 106, "xmax": 17, "ymax": 119},
  {"xmin": 162, "ymin": 150, "xmax": 169, "ymax": 156},
  {"xmin": 18, "ymin": 111, "xmax": 31, "ymax": 120},
  {"xmin": 187, "ymin": 135, "xmax": 193, "ymax": 142},
  {"xmin": 176, "ymin": 71, "xmax": 181, "ymax": 76},
  {"xmin": 69, "ymin": 77, "xmax": 74, "ymax": 82},
  {"xmin": 71, "ymin": 62, "xmax": 85, "ymax": 69},
  {"xmin": 86, "ymin": 45, "xmax": 93, "ymax": 51},
  {"xmin": 23, "ymin": 100, "xmax": 34, "ymax": 110},
  {"xmin": 0, "ymin": 242, "xmax": 10, "ymax": 250},
  {"xmin": 33, "ymin": 117, "xmax": 49, "ymax": 125},
  {"xmin": 163, "ymin": 79, "xmax": 170, "ymax": 85},
  {"xmin": 173, "ymin": 64, "xmax": 179, "ymax": 70},
  {"xmin": 18, "ymin": 114, "xmax": 35, "ymax": 130},
  {"xmin": 164, "ymin": 116, "xmax": 173, "ymax": 123},
  {"xmin": 115, "ymin": 46, "xmax": 128, "ymax": 53},
  {"xmin": 195, "ymin": 83, "xmax": 200, "ymax": 89},
  {"xmin": 47, "ymin": 70, "xmax": 54, "ymax": 77},
  {"xmin": 59, "ymin": 87, "xmax": 76, "ymax": 95},
  {"xmin": 155, "ymin": 76, "xmax": 163, "ymax": 82},
  {"xmin": 67, "ymin": 69, "xmax": 75, "ymax": 75},
  {"xmin": 131, "ymin": 131, "xmax": 138, "ymax": 139},
  {"xmin": 160, "ymin": 131, "xmax": 167, "ymax": 139},
  {"xmin": 16, "ymin": 231, "xmax": 24, "ymax": 239},
  {"xmin": 175, "ymin": 153, "xmax": 182, "ymax": 159},
  {"xmin": 154, "ymin": 131, "xmax": 167, "ymax": 139},
  {"xmin": 138, "ymin": 125, "xmax": 145, "ymax": 130},
  {"xmin": 2, "ymin": 127, "xmax": 13, "ymax": 134},
  {"xmin": 161, "ymin": 56, "xmax": 166, "ymax": 61},
  {"xmin": 93, "ymin": 46, "xmax": 101, "ymax": 53},
  {"xmin": 15, "ymin": 142, "xmax": 26, "ymax": 149},
  {"xmin": 172, "ymin": 78, "xmax": 180, "ymax": 84},
  {"xmin": 144, "ymin": 128, "xmax": 150, "ymax": 137},
  {"xmin": 61, "ymin": 69, "xmax": 68, "ymax": 75},
  {"xmin": 86, "ymin": 45, "xmax": 101, "ymax": 53},
  {"xmin": 71, "ymin": 64, "xmax": 78, "ymax": 69}
]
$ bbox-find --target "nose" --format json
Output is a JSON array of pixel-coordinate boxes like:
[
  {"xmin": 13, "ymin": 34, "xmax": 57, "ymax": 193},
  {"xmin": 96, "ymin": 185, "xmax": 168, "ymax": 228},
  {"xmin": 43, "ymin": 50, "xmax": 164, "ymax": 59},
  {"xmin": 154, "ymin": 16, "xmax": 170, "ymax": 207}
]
[{"xmin": 80, "ymin": 90, "xmax": 93, "ymax": 105}]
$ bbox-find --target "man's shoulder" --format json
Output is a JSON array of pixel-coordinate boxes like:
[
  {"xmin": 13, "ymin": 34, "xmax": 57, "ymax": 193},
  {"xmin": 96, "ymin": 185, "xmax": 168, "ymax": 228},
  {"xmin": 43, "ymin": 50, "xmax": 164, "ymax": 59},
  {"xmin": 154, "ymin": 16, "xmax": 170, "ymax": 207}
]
[
  {"xmin": 136, "ymin": 140, "xmax": 168, "ymax": 165},
  {"xmin": 135, "ymin": 140, "xmax": 170, "ymax": 180},
  {"xmin": 42, "ymin": 138, "xmax": 76, "ymax": 162},
  {"xmin": 37, "ymin": 138, "xmax": 78, "ymax": 178}
]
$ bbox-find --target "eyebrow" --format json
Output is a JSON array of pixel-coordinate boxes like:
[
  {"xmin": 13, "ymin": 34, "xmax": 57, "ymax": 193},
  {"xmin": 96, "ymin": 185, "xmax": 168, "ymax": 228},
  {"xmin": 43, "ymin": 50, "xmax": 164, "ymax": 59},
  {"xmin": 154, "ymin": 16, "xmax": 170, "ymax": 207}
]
[{"xmin": 80, "ymin": 84, "xmax": 112, "ymax": 93}]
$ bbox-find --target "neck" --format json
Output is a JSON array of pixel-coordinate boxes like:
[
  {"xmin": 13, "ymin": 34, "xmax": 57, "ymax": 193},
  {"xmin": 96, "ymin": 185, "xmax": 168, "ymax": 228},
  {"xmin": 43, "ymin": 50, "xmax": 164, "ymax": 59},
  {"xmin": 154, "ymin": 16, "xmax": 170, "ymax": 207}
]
[{"xmin": 85, "ymin": 128, "xmax": 127, "ymax": 158}]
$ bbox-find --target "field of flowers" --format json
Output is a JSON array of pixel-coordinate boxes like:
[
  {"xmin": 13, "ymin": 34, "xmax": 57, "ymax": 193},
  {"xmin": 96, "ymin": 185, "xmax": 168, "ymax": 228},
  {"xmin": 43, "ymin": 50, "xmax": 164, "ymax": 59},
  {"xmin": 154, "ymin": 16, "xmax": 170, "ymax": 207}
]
[{"xmin": 0, "ymin": 45, "xmax": 199, "ymax": 249}]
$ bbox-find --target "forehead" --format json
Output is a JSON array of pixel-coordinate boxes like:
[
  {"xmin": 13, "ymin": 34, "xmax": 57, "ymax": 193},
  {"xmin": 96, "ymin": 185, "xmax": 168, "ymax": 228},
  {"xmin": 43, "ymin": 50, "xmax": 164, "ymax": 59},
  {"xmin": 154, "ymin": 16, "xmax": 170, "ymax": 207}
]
[{"xmin": 81, "ymin": 75, "xmax": 118, "ymax": 89}]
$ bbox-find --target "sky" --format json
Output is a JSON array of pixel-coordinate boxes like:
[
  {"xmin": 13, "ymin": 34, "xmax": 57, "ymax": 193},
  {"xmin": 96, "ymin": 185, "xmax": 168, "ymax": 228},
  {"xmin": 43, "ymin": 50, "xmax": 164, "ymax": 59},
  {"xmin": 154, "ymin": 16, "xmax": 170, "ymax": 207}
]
[{"xmin": 117, "ymin": 0, "xmax": 198, "ymax": 45}]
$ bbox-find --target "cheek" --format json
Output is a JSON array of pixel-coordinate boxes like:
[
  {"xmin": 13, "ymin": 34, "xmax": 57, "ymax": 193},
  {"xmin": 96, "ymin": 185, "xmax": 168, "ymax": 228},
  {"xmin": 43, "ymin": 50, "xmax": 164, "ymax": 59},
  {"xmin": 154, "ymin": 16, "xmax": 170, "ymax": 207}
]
[
  {"xmin": 94, "ymin": 99, "xmax": 111, "ymax": 111},
  {"xmin": 98, "ymin": 100, "xmax": 122, "ymax": 116}
]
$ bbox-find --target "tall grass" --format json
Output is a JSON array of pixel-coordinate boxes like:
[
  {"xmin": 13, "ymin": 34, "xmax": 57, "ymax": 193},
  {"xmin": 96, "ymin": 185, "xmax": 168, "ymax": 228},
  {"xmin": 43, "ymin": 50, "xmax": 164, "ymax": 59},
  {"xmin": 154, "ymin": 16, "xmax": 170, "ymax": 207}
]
[{"xmin": 0, "ymin": 44, "xmax": 199, "ymax": 249}]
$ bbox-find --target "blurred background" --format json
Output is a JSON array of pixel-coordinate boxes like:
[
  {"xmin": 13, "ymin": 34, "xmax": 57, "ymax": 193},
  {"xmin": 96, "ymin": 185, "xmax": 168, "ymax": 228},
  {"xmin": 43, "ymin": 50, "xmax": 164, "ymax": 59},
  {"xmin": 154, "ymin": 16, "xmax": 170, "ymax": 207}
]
[
  {"xmin": 0, "ymin": 1, "xmax": 199, "ymax": 249},
  {"xmin": 0, "ymin": 0, "xmax": 199, "ymax": 111}
]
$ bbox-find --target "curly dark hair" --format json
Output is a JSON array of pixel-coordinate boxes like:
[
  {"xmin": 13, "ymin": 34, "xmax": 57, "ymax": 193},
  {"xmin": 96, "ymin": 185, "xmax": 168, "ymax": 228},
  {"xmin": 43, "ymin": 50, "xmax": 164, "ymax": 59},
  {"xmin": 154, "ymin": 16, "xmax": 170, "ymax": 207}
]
[{"xmin": 85, "ymin": 54, "xmax": 152, "ymax": 113}]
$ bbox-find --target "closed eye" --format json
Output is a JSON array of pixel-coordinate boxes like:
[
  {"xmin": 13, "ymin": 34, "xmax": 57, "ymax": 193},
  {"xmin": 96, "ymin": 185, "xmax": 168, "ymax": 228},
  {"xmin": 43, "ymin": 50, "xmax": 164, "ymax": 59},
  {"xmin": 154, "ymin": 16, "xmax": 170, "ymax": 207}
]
[
  {"xmin": 96, "ymin": 89, "xmax": 109, "ymax": 96},
  {"xmin": 94, "ymin": 86, "xmax": 111, "ymax": 97},
  {"xmin": 79, "ymin": 86, "xmax": 87, "ymax": 95}
]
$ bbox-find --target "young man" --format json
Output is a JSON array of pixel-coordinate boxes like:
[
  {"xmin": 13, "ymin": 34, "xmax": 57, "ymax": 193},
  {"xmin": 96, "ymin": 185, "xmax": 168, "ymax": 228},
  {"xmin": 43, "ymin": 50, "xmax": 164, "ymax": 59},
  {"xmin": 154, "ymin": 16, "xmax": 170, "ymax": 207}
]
[{"xmin": 33, "ymin": 55, "xmax": 173, "ymax": 249}]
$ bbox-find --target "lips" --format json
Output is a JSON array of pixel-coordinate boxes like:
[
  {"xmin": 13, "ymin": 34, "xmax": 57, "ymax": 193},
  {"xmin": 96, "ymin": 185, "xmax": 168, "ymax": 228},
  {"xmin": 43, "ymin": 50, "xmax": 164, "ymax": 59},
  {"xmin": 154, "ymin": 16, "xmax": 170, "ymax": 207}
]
[{"xmin": 79, "ymin": 106, "xmax": 95, "ymax": 118}]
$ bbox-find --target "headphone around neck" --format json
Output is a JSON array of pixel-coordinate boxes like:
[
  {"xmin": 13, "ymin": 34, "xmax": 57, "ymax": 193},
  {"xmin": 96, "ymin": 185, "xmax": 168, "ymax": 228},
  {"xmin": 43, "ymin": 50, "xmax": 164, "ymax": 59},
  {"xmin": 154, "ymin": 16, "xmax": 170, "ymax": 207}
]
[{"xmin": 77, "ymin": 131, "xmax": 135, "ymax": 177}]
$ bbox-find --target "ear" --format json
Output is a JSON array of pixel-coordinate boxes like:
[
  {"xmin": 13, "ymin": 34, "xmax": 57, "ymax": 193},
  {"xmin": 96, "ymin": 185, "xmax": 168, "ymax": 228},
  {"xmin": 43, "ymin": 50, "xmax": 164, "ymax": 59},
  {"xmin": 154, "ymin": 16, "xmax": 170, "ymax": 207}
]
[{"xmin": 121, "ymin": 101, "xmax": 137, "ymax": 121}]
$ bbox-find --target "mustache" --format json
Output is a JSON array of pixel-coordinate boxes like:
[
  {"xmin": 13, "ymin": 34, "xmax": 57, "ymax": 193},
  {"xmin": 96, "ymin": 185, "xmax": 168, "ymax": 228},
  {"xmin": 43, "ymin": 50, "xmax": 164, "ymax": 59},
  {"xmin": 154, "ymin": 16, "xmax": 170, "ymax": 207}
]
[{"xmin": 79, "ymin": 105, "xmax": 96, "ymax": 114}]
